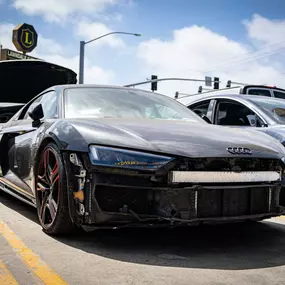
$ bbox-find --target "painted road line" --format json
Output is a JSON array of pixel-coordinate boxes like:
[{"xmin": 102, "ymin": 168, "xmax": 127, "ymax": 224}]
[
  {"xmin": 0, "ymin": 221, "xmax": 68, "ymax": 285},
  {"xmin": 0, "ymin": 259, "xmax": 19, "ymax": 285}
]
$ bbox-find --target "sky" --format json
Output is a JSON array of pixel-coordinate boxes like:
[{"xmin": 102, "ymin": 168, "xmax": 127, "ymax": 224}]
[{"xmin": 1, "ymin": 0, "xmax": 285, "ymax": 97}]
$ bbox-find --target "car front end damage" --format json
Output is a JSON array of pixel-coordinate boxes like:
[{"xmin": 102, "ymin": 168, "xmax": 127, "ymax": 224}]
[{"xmin": 62, "ymin": 147, "xmax": 285, "ymax": 230}]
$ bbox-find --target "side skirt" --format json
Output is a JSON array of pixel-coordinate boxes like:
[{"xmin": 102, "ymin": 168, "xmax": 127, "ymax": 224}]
[{"xmin": 0, "ymin": 181, "xmax": 36, "ymax": 208}]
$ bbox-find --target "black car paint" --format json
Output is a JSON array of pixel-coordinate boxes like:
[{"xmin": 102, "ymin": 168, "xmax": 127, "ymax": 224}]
[{"xmin": 0, "ymin": 85, "xmax": 285, "ymax": 230}]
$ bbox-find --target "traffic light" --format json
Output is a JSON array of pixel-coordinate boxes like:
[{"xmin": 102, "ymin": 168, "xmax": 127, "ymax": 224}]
[
  {"xmin": 151, "ymin": 75, "xmax": 157, "ymax": 91},
  {"xmin": 214, "ymin": 77, "xmax": 219, "ymax": 89},
  {"xmin": 198, "ymin": 86, "xmax": 203, "ymax": 93},
  {"xmin": 226, "ymin": 80, "xmax": 231, "ymax": 88}
]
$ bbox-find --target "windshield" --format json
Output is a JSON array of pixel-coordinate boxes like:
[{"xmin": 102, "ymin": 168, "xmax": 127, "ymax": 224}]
[
  {"xmin": 248, "ymin": 96, "xmax": 285, "ymax": 124},
  {"xmin": 64, "ymin": 87, "xmax": 204, "ymax": 122}
]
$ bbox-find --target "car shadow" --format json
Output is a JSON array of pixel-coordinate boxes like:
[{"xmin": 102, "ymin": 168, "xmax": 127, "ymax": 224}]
[
  {"xmin": 0, "ymin": 191, "xmax": 39, "ymax": 224},
  {"xmin": 2, "ymin": 191, "xmax": 285, "ymax": 270}
]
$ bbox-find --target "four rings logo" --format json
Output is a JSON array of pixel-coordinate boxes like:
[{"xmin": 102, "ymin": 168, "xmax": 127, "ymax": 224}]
[{"xmin": 226, "ymin": 147, "xmax": 252, "ymax": 155}]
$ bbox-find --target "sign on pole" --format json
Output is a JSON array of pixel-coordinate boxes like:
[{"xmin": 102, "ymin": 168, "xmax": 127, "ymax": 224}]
[
  {"xmin": 12, "ymin": 23, "xmax": 38, "ymax": 54},
  {"xmin": 205, "ymin": 76, "xmax": 212, "ymax": 87}
]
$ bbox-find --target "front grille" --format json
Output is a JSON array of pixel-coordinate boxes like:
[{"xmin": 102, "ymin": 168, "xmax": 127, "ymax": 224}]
[
  {"xmin": 174, "ymin": 157, "xmax": 281, "ymax": 172},
  {"xmin": 196, "ymin": 187, "xmax": 270, "ymax": 218},
  {"xmin": 95, "ymin": 184, "xmax": 273, "ymax": 219}
]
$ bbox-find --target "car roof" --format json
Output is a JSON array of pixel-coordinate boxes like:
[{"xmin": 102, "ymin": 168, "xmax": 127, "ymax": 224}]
[
  {"xmin": 180, "ymin": 93, "xmax": 285, "ymax": 105},
  {"xmin": 52, "ymin": 84, "xmax": 169, "ymax": 97}
]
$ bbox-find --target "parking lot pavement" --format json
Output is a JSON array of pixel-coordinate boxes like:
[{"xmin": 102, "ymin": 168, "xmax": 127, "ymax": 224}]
[{"xmin": 1, "ymin": 191, "xmax": 285, "ymax": 285}]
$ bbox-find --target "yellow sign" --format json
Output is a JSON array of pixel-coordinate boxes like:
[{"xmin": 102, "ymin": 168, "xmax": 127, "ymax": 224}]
[
  {"xmin": 12, "ymin": 23, "xmax": 38, "ymax": 53},
  {"xmin": 21, "ymin": 29, "xmax": 34, "ymax": 48}
]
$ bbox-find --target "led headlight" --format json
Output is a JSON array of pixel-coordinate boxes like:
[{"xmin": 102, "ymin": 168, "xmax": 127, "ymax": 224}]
[{"xmin": 89, "ymin": 145, "xmax": 173, "ymax": 170}]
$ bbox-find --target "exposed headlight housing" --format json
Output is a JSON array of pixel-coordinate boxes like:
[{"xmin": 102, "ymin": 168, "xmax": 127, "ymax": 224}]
[{"xmin": 89, "ymin": 145, "xmax": 173, "ymax": 170}]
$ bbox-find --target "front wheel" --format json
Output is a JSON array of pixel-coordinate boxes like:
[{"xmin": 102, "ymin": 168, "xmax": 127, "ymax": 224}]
[{"xmin": 35, "ymin": 142, "xmax": 74, "ymax": 235}]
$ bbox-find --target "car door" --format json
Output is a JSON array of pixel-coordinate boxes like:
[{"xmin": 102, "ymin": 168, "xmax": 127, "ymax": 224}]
[
  {"xmin": 0, "ymin": 90, "xmax": 59, "ymax": 197},
  {"xmin": 212, "ymin": 99, "xmax": 267, "ymax": 128}
]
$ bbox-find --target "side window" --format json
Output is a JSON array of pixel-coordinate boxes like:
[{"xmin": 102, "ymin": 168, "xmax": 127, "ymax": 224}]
[
  {"xmin": 188, "ymin": 100, "xmax": 211, "ymax": 117},
  {"xmin": 23, "ymin": 96, "xmax": 43, "ymax": 120},
  {"xmin": 247, "ymin": 89, "xmax": 271, "ymax": 97},
  {"xmin": 24, "ymin": 91, "xmax": 59, "ymax": 120},
  {"xmin": 40, "ymin": 91, "xmax": 59, "ymax": 119},
  {"xmin": 273, "ymin": 90, "xmax": 285, "ymax": 99},
  {"xmin": 215, "ymin": 100, "xmax": 264, "ymax": 127}
]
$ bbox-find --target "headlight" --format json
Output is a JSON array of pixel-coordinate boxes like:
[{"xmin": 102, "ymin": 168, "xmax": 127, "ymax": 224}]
[{"xmin": 89, "ymin": 145, "xmax": 173, "ymax": 170}]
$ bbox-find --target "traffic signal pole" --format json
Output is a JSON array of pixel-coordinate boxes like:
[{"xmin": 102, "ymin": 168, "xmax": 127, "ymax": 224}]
[{"xmin": 124, "ymin": 77, "xmax": 214, "ymax": 88}]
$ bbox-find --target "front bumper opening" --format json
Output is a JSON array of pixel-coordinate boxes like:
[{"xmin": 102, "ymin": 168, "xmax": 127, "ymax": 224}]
[{"xmin": 94, "ymin": 184, "xmax": 280, "ymax": 223}]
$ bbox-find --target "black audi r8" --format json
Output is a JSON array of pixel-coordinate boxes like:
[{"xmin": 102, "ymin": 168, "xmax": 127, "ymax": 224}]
[{"xmin": 1, "ymin": 80, "xmax": 285, "ymax": 234}]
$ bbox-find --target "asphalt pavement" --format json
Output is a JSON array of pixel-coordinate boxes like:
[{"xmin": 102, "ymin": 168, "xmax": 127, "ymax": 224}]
[{"xmin": 1, "ymin": 191, "xmax": 285, "ymax": 285}]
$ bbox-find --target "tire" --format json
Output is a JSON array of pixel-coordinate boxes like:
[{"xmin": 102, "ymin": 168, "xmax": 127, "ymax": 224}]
[{"xmin": 35, "ymin": 142, "xmax": 74, "ymax": 235}]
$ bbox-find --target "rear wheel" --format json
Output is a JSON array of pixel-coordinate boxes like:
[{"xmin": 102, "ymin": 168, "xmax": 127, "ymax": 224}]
[{"xmin": 35, "ymin": 142, "xmax": 74, "ymax": 235}]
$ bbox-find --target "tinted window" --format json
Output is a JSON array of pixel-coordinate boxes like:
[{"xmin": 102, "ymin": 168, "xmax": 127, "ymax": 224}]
[
  {"xmin": 189, "ymin": 100, "xmax": 210, "ymax": 117},
  {"xmin": 216, "ymin": 100, "xmax": 264, "ymax": 127},
  {"xmin": 64, "ymin": 87, "xmax": 204, "ymax": 123},
  {"xmin": 247, "ymin": 89, "xmax": 271, "ymax": 97},
  {"xmin": 274, "ymin": 90, "xmax": 285, "ymax": 99}
]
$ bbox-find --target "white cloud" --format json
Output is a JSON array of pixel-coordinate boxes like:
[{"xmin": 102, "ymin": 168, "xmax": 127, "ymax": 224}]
[
  {"xmin": 11, "ymin": 0, "xmax": 120, "ymax": 23},
  {"xmin": 243, "ymin": 14, "xmax": 285, "ymax": 46},
  {"xmin": 0, "ymin": 23, "xmax": 114, "ymax": 84},
  {"xmin": 75, "ymin": 20, "xmax": 125, "ymax": 48},
  {"xmin": 136, "ymin": 16, "xmax": 285, "ymax": 97}
]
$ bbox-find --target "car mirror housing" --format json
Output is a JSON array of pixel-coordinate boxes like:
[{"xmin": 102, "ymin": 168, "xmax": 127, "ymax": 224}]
[{"xmin": 28, "ymin": 104, "xmax": 44, "ymax": 126}]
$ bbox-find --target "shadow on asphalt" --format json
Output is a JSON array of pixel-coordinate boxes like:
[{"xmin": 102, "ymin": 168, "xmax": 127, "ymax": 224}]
[{"xmin": 1, "ymin": 191, "xmax": 285, "ymax": 270}]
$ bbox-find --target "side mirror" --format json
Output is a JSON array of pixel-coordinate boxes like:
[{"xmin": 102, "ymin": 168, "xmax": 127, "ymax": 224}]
[
  {"xmin": 201, "ymin": 114, "xmax": 212, "ymax": 124},
  {"xmin": 28, "ymin": 104, "xmax": 44, "ymax": 127}
]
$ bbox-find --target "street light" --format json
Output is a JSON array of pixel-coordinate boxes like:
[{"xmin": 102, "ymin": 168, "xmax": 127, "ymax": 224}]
[{"xmin": 78, "ymin": 32, "xmax": 141, "ymax": 84}]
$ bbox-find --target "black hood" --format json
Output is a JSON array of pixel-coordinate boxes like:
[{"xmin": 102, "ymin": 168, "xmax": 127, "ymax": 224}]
[
  {"xmin": 61, "ymin": 118, "xmax": 285, "ymax": 159},
  {"xmin": 0, "ymin": 60, "xmax": 77, "ymax": 104}
]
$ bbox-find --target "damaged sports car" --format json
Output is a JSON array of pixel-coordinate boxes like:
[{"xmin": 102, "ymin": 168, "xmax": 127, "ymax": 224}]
[{"xmin": 1, "ymin": 82, "xmax": 285, "ymax": 235}]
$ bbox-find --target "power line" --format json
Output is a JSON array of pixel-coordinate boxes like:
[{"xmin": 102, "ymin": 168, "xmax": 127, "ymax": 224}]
[{"xmin": 199, "ymin": 40, "xmax": 285, "ymax": 74}]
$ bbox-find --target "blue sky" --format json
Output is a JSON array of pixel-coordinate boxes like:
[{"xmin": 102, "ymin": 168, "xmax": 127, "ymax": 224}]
[{"xmin": 1, "ymin": 0, "xmax": 285, "ymax": 96}]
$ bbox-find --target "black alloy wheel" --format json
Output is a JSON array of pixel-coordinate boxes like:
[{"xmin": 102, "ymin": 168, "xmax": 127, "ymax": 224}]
[{"xmin": 35, "ymin": 142, "xmax": 74, "ymax": 235}]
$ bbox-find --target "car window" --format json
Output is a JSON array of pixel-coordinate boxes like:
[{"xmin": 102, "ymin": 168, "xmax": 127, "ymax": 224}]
[
  {"xmin": 273, "ymin": 90, "xmax": 285, "ymax": 99},
  {"xmin": 24, "ymin": 91, "xmax": 59, "ymax": 120},
  {"xmin": 22, "ymin": 96, "xmax": 43, "ymax": 120},
  {"xmin": 215, "ymin": 100, "xmax": 264, "ymax": 127},
  {"xmin": 247, "ymin": 89, "xmax": 271, "ymax": 97},
  {"xmin": 188, "ymin": 100, "xmax": 211, "ymax": 117},
  {"xmin": 64, "ymin": 87, "xmax": 204, "ymax": 123}
]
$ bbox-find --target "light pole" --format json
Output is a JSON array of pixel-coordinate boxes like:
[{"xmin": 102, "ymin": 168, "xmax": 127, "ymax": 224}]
[{"xmin": 78, "ymin": 32, "xmax": 141, "ymax": 84}]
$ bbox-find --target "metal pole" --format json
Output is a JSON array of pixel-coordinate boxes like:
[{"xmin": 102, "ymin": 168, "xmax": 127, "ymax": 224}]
[{"xmin": 79, "ymin": 41, "xmax": 85, "ymax": 84}]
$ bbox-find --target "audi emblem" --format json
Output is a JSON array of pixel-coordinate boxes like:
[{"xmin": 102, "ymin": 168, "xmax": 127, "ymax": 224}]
[{"xmin": 226, "ymin": 147, "xmax": 252, "ymax": 155}]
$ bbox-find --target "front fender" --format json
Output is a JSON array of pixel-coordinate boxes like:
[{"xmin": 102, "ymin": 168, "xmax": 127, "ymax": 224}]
[{"xmin": 40, "ymin": 120, "xmax": 89, "ymax": 152}]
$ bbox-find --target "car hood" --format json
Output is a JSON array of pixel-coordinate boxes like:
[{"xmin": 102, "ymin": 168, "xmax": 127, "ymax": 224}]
[
  {"xmin": 0, "ymin": 60, "xmax": 77, "ymax": 104},
  {"xmin": 62, "ymin": 118, "xmax": 285, "ymax": 159}
]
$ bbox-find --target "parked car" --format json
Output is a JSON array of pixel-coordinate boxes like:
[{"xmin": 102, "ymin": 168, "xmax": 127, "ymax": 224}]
[
  {"xmin": 181, "ymin": 93, "xmax": 285, "ymax": 146},
  {"xmin": 1, "ymin": 83, "xmax": 285, "ymax": 235}
]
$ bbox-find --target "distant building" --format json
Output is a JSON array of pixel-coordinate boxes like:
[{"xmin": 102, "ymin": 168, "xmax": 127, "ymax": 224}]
[{"xmin": 0, "ymin": 48, "xmax": 39, "ymax": 61}]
